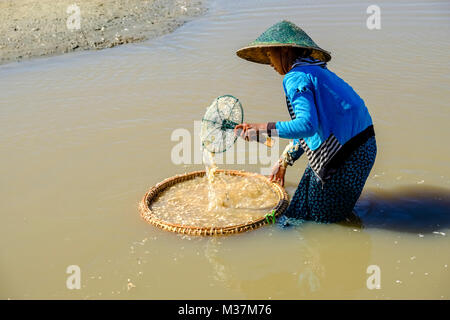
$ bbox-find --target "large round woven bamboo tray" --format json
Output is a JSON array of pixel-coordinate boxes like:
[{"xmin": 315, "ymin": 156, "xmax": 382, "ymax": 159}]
[{"xmin": 139, "ymin": 170, "xmax": 289, "ymax": 236}]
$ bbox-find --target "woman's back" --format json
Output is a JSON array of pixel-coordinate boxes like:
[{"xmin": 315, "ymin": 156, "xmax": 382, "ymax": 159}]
[{"xmin": 284, "ymin": 65, "xmax": 373, "ymax": 147}]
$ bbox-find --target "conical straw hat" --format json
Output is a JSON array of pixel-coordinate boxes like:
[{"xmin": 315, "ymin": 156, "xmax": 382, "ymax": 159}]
[{"xmin": 236, "ymin": 20, "xmax": 331, "ymax": 64}]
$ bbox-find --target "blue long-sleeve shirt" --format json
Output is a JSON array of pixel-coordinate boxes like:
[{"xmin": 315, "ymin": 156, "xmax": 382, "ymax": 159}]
[{"xmin": 275, "ymin": 65, "xmax": 373, "ymax": 157}]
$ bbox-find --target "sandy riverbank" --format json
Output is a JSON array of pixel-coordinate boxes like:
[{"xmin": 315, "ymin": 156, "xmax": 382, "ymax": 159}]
[{"xmin": 0, "ymin": 0, "xmax": 205, "ymax": 65}]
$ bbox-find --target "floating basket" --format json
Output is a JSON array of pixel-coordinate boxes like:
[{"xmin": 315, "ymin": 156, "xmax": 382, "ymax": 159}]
[{"xmin": 139, "ymin": 170, "xmax": 289, "ymax": 236}]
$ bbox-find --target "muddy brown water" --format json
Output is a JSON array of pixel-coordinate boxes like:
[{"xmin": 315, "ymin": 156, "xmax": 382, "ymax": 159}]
[{"xmin": 1, "ymin": 0, "xmax": 449, "ymax": 299}]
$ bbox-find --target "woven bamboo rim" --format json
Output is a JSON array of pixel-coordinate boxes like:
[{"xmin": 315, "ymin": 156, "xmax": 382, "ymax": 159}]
[{"xmin": 139, "ymin": 170, "xmax": 289, "ymax": 236}]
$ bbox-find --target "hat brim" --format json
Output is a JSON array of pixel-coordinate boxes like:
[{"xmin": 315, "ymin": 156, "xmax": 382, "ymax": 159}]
[{"xmin": 236, "ymin": 43, "xmax": 331, "ymax": 65}]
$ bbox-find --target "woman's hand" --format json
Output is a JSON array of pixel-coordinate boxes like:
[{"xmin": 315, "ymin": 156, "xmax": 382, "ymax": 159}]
[
  {"xmin": 269, "ymin": 160, "xmax": 287, "ymax": 187},
  {"xmin": 234, "ymin": 123, "xmax": 267, "ymax": 142}
]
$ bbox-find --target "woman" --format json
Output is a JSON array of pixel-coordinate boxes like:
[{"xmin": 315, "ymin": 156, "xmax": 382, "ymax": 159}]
[{"xmin": 234, "ymin": 21, "xmax": 377, "ymax": 224}]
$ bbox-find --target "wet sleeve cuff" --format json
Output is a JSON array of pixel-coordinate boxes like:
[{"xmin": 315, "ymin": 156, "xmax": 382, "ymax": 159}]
[{"xmin": 267, "ymin": 122, "xmax": 277, "ymax": 137}]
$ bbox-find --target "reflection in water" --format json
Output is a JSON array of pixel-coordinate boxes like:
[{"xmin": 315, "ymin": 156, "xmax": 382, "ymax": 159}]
[
  {"xmin": 356, "ymin": 186, "xmax": 450, "ymax": 233},
  {"xmin": 201, "ymin": 186, "xmax": 450, "ymax": 299},
  {"xmin": 205, "ymin": 238, "xmax": 231, "ymax": 287},
  {"xmin": 296, "ymin": 226, "xmax": 371, "ymax": 298},
  {"xmin": 204, "ymin": 225, "xmax": 372, "ymax": 299}
]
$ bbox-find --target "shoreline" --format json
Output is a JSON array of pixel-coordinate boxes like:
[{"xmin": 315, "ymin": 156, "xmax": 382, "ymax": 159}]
[{"xmin": 0, "ymin": 0, "xmax": 206, "ymax": 66}]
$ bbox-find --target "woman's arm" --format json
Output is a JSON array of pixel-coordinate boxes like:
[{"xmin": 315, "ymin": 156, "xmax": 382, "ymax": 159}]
[
  {"xmin": 283, "ymin": 139, "xmax": 304, "ymax": 165},
  {"xmin": 269, "ymin": 139, "xmax": 304, "ymax": 186},
  {"xmin": 275, "ymin": 81, "xmax": 319, "ymax": 139},
  {"xmin": 234, "ymin": 73, "xmax": 315, "ymax": 158}
]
